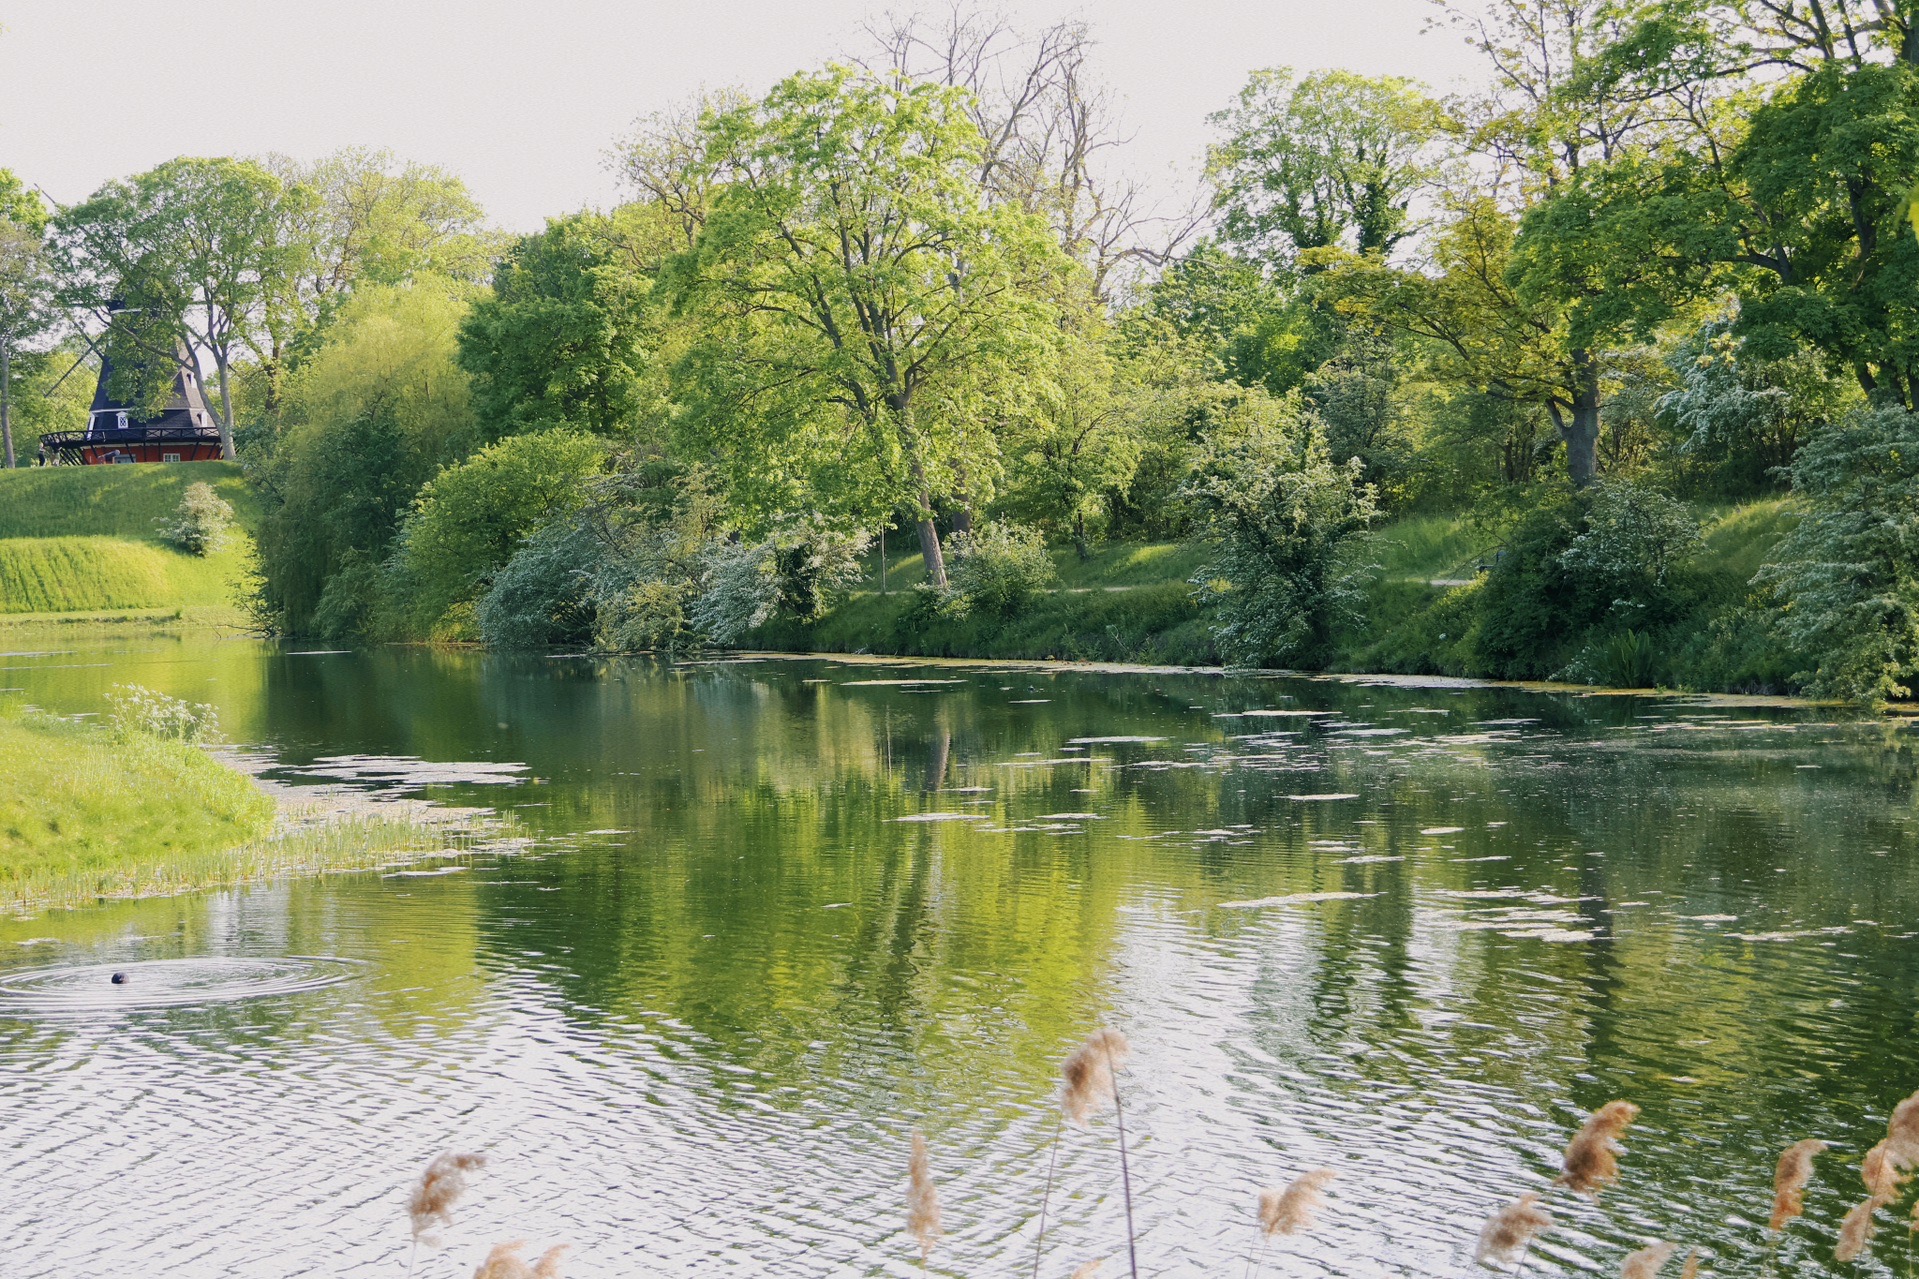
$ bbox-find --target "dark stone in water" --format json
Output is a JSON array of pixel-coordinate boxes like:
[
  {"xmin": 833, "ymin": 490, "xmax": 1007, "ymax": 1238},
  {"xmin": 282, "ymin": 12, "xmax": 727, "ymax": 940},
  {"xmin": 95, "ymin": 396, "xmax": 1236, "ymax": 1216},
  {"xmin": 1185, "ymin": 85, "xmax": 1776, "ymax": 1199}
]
[{"xmin": 110, "ymin": 972, "xmax": 127, "ymax": 984}]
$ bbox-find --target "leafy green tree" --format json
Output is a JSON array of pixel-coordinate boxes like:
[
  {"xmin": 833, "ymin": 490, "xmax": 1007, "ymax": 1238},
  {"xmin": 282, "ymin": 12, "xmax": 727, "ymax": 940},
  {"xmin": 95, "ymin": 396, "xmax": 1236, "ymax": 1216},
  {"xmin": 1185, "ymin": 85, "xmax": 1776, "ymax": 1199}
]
[
  {"xmin": 458, "ymin": 206, "xmax": 671, "ymax": 438},
  {"xmin": 665, "ymin": 65, "xmax": 1074, "ymax": 588},
  {"xmin": 941, "ymin": 520, "xmax": 1058, "ymax": 617},
  {"xmin": 997, "ymin": 324, "xmax": 1143, "ymax": 553},
  {"xmin": 53, "ymin": 157, "xmax": 315, "ymax": 459},
  {"xmin": 0, "ymin": 201, "xmax": 56, "ymax": 468},
  {"xmin": 1208, "ymin": 68, "xmax": 1449, "ymax": 267},
  {"xmin": 1756, "ymin": 405, "xmax": 1919, "ymax": 702},
  {"xmin": 389, "ymin": 428, "xmax": 608, "ymax": 637},
  {"xmin": 253, "ymin": 280, "xmax": 478, "ymax": 635},
  {"xmin": 1187, "ymin": 389, "xmax": 1378, "ymax": 667}
]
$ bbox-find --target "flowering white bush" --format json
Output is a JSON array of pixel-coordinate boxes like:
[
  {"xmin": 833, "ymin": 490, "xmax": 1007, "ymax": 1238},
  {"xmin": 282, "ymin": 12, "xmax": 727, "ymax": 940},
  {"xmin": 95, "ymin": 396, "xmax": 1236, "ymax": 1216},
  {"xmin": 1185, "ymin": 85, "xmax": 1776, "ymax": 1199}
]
[{"xmin": 104, "ymin": 684, "xmax": 221, "ymax": 743}]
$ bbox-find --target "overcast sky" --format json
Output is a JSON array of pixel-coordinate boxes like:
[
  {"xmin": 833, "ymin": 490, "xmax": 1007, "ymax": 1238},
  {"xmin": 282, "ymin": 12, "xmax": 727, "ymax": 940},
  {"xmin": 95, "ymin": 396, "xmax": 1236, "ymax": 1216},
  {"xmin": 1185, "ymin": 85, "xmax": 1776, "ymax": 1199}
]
[{"xmin": 0, "ymin": 1, "xmax": 1488, "ymax": 232}]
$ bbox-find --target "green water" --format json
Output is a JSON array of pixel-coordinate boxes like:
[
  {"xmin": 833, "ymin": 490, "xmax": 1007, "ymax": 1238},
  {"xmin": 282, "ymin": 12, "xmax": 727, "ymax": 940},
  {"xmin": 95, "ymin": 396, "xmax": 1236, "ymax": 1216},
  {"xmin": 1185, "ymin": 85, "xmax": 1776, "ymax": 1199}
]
[{"xmin": 1, "ymin": 630, "xmax": 1916, "ymax": 1277}]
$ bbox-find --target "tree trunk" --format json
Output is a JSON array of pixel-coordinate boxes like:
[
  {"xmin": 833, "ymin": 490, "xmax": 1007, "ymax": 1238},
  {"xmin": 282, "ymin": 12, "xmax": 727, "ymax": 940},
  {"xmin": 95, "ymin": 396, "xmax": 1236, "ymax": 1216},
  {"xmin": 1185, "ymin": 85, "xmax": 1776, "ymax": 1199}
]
[
  {"xmin": 1, "ymin": 344, "xmax": 13, "ymax": 469},
  {"xmin": 950, "ymin": 505, "xmax": 973, "ymax": 536},
  {"xmin": 214, "ymin": 351, "xmax": 238, "ymax": 461},
  {"xmin": 917, "ymin": 504, "xmax": 948, "ymax": 590},
  {"xmin": 1552, "ymin": 351, "xmax": 1602, "ymax": 489}
]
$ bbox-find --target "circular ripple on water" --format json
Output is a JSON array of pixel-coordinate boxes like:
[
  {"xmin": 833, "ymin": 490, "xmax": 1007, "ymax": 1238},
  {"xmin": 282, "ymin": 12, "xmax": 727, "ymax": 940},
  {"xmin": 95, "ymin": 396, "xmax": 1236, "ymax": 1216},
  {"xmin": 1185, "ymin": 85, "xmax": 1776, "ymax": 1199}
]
[{"xmin": 0, "ymin": 956, "xmax": 364, "ymax": 1014}]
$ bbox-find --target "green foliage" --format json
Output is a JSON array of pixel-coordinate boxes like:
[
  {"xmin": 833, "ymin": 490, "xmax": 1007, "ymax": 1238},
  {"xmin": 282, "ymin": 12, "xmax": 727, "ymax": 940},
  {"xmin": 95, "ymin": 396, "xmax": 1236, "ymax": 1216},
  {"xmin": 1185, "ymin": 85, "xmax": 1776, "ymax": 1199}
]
[
  {"xmin": 252, "ymin": 281, "xmax": 477, "ymax": 636},
  {"xmin": 941, "ymin": 521, "xmax": 1058, "ymax": 618},
  {"xmin": 0, "ymin": 536, "xmax": 173, "ymax": 613},
  {"xmin": 477, "ymin": 518, "xmax": 606, "ymax": 650},
  {"xmin": 1208, "ymin": 68, "xmax": 1448, "ymax": 264},
  {"xmin": 664, "ymin": 64, "xmax": 1075, "ymax": 576},
  {"xmin": 1756, "ymin": 406, "xmax": 1919, "ymax": 702},
  {"xmin": 155, "ymin": 482, "xmax": 235, "ymax": 556},
  {"xmin": 103, "ymin": 684, "xmax": 221, "ymax": 743},
  {"xmin": 1187, "ymin": 392, "xmax": 1378, "ymax": 667},
  {"xmin": 692, "ymin": 517, "xmax": 869, "ymax": 644},
  {"xmin": 458, "ymin": 206, "xmax": 670, "ymax": 438},
  {"xmin": 389, "ymin": 428, "xmax": 608, "ymax": 638}
]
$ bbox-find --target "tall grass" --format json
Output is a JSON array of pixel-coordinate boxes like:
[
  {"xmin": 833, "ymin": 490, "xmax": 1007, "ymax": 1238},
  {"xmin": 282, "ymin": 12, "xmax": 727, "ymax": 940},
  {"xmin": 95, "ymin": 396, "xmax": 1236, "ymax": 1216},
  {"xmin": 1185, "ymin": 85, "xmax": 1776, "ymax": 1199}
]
[{"xmin": 0, "ymin": 536, "xmax": 176, "ymax": 613}]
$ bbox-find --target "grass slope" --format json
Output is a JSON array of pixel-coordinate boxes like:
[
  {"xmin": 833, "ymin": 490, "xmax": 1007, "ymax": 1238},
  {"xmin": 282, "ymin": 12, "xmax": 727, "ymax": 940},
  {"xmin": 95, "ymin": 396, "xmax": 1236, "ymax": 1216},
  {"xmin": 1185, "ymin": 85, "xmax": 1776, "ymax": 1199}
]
[
  {"xmin": 0, "ymin": 708, "xmax": 276, "ymax": 904},
  {"xmin": 0, "ymin": 464, "xmax": 257, "ymax": 622}
]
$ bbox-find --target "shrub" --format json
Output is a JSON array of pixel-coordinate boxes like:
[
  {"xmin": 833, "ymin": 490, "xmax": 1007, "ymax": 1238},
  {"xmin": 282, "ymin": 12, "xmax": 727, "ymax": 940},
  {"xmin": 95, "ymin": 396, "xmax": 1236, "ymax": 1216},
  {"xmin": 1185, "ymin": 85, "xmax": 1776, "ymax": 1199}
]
[
  {"xmin": 155, "ymin": 481, "xmax": 235, "ymax": 556},
  {"xmin": 942, "ymin": 522, "xmax": 1058, "ymax": 618},
  {"xmin": 103, "ymin": 683, "xmax": 220, "ymax": 743},
  {"xmin": 1186, "ymin": 395, "xmax": 1377, "ymax": 668},
  {"xmin": 692, "ymin": 517, "xmax": 869, "ymax": 644},
  {"xmin": 477, "ymin": 519, "xmax": 606, "ymax": 650},
  {"xmin": 1557, "ymin": 481, "xmax": 1701, "ymax": 619},
  {"xmin": 1756, "ymin": 405, "xmax": 1919, "ymax": 701}
]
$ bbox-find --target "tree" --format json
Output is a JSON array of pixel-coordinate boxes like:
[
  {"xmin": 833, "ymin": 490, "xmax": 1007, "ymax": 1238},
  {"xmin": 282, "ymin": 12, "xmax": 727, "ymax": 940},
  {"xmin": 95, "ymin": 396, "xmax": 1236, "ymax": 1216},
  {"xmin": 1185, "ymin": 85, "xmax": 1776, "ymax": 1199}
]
[
  {"xmin": 0, "ymin": 204, "xmax": 56, "ymax": 468},
  {"xmin": 253, "ymin": 280, "xmax": 478, "ymax": 635},
  {"xmin": 1756, "ymin": 405, "xmax": 1919, "ymax": 702},
  {"xmin": 1208, "ymin": 68, "xmax": 1449, "ymax": 267},
  {"xmin": 665, "ymin": 66, "xmax": 1074, "ymax": 588},
  {"xmin": 1186, "ymin": 389, "xmax": 1378, "ymax": 667},
  {"xmin": 53, "ymin": 157, "xmax": 315, "ymax": 460},
  {"xmin": 389, "ymin": 427, "xmax": 608, "ymax": 637},
  {"xmin": 457, "ymin": 205, "xmax": 673, "ymax": 438}
]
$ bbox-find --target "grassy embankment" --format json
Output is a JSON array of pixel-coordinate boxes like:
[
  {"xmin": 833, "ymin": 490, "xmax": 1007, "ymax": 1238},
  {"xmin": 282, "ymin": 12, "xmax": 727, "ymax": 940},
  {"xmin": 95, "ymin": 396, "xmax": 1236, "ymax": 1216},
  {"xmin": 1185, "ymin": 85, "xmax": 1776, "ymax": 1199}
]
[
  {"xmin": 752, "ymin": 501, "xmax": 1800, "ymax": 687},
  {"xmin": 0, "ymin": 699, "xmax": 505, "ymax": 916},
  {"xmin": 0, "ymin": 464, "xmax": 257, "ymax": 625}
]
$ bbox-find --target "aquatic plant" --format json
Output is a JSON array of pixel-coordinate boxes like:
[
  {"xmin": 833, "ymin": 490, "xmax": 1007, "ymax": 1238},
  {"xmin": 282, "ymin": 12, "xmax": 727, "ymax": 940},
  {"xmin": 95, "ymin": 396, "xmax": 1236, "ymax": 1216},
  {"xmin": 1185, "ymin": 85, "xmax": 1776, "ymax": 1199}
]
[
  {"xmin": 1249, "ymin": 1170, "xmax": 1336, "ymax": 1279},
  {"xmin": 471, "ymin": 1240, "xmax": 569, "ymax": 1278},
  {"xmin": 1034, "ymin": 1029, "xmax": 1137, "ymax": 1279},
  {"xmin": 1836, "ymin": 1197, "xmax": 1878, "ymax": 1263},
  {"xmin": 906, "ymin": 1132, "xmax": 941, "ymax": 1264},
  {"xmin": 1474, "ymin": 1192, "xmax": 1552, "ymax": 1272},
  {"xmin": 409, "ymin": 1151, "xmax": 487, "ymax": 1247},
  {"xmin": 1558, "ymin": 1101, "xmax": 1640, "ymax": 1197},
  {"xmin": 1769, "ymin": 1139, "xmax": 1827, "ymax": 1232},
  {"xmin": 1620, "ymin": 1240, "xmax": 1676, "ymax": 1278},
  {"xmin": 1865, "ymin": 1140, "xmax": 1906, "ymax": 1206}
]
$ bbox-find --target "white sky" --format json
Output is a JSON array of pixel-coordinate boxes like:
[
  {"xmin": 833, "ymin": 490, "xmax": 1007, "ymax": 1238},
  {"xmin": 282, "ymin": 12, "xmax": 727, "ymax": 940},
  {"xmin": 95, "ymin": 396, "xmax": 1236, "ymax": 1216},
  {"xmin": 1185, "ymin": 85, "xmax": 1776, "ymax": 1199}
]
[{"xmin": 0, "ymin": 1, "xmax": 1489, "ymax": 233}]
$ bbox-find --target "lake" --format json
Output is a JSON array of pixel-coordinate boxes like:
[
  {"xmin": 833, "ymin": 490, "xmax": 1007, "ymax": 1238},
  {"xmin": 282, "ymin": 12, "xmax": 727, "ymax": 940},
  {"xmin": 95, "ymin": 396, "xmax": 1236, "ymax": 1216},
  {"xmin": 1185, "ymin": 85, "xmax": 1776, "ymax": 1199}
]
[{"xmin": 1, "ymin": 630, "xmax": 1914, "ymax": 1277}]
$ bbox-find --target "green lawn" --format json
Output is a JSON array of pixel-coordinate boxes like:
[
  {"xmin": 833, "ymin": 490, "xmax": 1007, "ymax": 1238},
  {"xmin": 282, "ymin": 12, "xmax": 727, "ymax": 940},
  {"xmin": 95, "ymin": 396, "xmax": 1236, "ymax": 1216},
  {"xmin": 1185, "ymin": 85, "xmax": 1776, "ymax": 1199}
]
[
  {"xmin": 0, "ymin": 464, "xmax": 257, "ymax": 622},
  {"xmin": 0, "ymin": 706, "xmax": 276, "ymax": 909}
]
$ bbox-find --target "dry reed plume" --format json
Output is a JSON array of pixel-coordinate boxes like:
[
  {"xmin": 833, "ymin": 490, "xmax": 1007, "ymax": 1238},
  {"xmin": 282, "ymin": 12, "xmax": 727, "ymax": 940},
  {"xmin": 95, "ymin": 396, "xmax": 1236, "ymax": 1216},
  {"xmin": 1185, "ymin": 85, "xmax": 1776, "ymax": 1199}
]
[
  {"xmin": 1620, "ymin": 1240, "xmax": 1676, "ymax": 1279},
  {"xmin": 1557, "ymin": 1101, "xmax": 1640, "ymax": 1197},
  {"xmin": 1061, "ymin": 1029, "xmax": 1131, "ymax": 1125},
  {"xmin": 1835, "ymin": 1197, "xmax": 1879, "ymax": 1263},
  {"xmin": 1678, "ymin": 1249, "xmax": 1701, "ymax": 1279},
  {"xmin": 1259, "ymin": 1170, "xmax": 1336, "ymax": 1238},
  {"xmin": 1864, "ymin": 1140, "xmax": 1907, "ymax": 1206},
  {"xmin": 1071, "ymin": 1263, "xmax": 1103, "ymax": 1278},
  {"xmin": 1474, "ymin": 1192, "xmax": 1552, "ymax": 1268},
  {"xmin": 471, "ymin": 1240, "xmax": 569, "ymax": 1278},
  {"xmin": 906, "ymin": 1132, "xmax": 942, "ymax": 1263},
  {"xmin": 1769, "ymin": 1139, "xmax": 1827, "ymax": 1231},
  {"xmin": 1887, "ymin": 1089, "xmax": 1919, "ymax": 1168},
  {"xmin": 409, "ymin": 1152, "xmax": 487, "ymax": 1246}
]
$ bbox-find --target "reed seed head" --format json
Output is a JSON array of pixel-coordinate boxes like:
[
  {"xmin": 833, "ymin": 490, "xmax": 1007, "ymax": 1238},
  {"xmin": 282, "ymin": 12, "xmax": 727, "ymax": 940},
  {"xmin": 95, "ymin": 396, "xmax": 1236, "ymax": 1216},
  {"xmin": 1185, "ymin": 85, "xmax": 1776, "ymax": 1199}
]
[
  {"xmin": 1836, "ymin": 1197, "xmax": 1879, "ymax": 1264},
  {"xmin": 1258, "ymin": 1169, "xmax": 1336, "ymax": 1238},
  {"xmin": 1887, "ymin": 1089, "xmax": 1919, "ymax": 1169},
  {"xmin": 471, "ymin": 1241, "xmax": 567, "ymax": 1278},
  {"xmin": 1678, "ymin": 1249, "xmax": 1701, "ymax": 1279},
  {"xmin": 906, "ymin": 1132, "xmax": 941, "ymax": 1261},
  {"xmin": 1557, "ymin": 1101, "xmax": 1640, "ymax": 1197},
  {"xmin": 1620, "ymin": 1241, "xmax": 1675, "ymax": 1279},
  {"xmin": 409, "ymin": 1151, "xmax": 487, "ymax": 1244},
  {"xmin": 1061, "ymin": 1029, "xmax": 1130, "ymax": 1126},
  {"xmin": 1864, "ymin": 1139, "xmax": 1906, "ymax": 1207},
  {"xmin": 1070, "ymin": 1262, "xmax": 1103, "ymax": 1278},
  {"xmin": 1475, "ymin": 1192, "xmax": 1552, "ymax": 1267},
  {"xmin": 1770, "ymin": 1138, "xmax": 1827, "ymax": 1231}
]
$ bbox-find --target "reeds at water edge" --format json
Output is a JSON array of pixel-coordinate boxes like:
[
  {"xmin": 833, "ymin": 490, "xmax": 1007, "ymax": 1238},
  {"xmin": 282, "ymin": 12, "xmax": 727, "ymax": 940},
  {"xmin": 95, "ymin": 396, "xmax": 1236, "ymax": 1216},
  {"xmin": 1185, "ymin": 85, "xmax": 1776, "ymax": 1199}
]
[
  {"xmin": 1835, "ymin": 1196, "xmax": 1879, "ymax": 1263},
  {"xmin": 907, "ymin": 1132, "xmax": 942, "ymax": 1265},
  {"xmin": 1558, "ymin": 1101, "xmax": 1641, "ymax": 1197},
  {"xmin": 1620, "ymin": 1240, "xmax": 1676, "ymax": 1278},
  {"xmin": 1474, "ymin": 1193, "xmax": 1552, "ymax": 1272},
  {"xmin": 409, "ymin": 1152, "xmax": 488, "ymax": 1245},
  {"xmin": 1259, "ymin": 1170, "xmax": 1335, "ymax": 1239},
  {"xmin": 1769, "ymin": 1138, "xmax": 1827, "ymax": 1232},
  {"xmin": 1033, "ymin": 1029, "xmax": 1137, "ymax": 1279},
  {"xmin": 1070, "ymin": 1262, "xmax": 1103, "ymax": 1278},
  {"xmin": 471, "ymin": 1240, "xmax": 569, "ymax": 1278}
]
